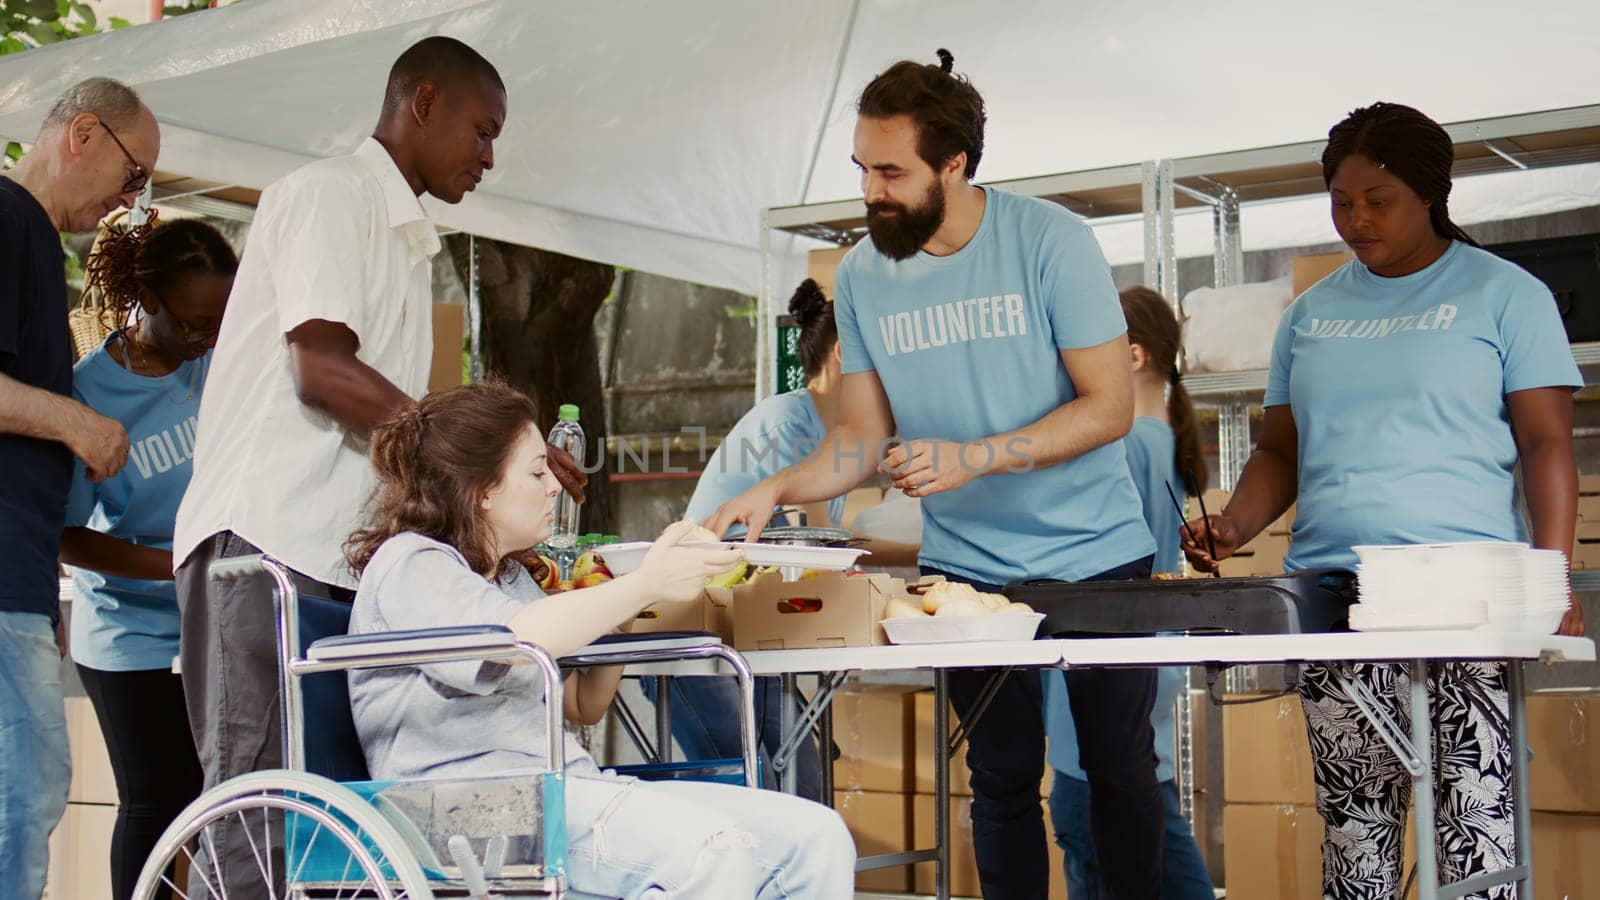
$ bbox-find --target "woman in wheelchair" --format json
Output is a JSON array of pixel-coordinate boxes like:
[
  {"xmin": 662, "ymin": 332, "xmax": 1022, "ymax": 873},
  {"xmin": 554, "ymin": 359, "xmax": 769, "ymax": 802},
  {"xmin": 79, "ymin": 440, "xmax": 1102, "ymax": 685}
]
[{"xmin": 343, "ymin": 380, "xmax": 856, "ymax": 899}]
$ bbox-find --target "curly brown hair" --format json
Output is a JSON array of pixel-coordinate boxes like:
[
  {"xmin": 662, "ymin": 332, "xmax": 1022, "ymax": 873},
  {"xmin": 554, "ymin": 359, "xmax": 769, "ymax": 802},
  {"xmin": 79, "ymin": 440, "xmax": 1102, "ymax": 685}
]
[
  {"xmin": 345, "ymin": 380, "xmax": 541, "ymax": 580},
  {"xmin": 83, "ymin": 213, "xmax": 239, "ymax": 330}
]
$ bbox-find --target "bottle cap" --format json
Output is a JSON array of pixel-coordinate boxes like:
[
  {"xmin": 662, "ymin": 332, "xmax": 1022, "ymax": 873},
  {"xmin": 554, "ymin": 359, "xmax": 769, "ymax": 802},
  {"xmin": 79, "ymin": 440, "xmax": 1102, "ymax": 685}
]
[{"xmin": 557, "ymin": 404, "xmax": 580, "ymax": 421}]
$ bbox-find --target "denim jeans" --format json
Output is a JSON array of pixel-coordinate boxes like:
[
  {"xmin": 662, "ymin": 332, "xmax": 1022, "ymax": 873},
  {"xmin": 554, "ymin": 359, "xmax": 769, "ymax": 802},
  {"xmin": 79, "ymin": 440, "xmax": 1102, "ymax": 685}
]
[
  {"xmin": 930, "ymin": 557, "xmax": 1163, "ymax": 900},
  {"xmin": 563, "ymin": 773, "xmax": 855, "ymax": 898},
  {"xmin": 1049, "ymin": 775, "xmax": 1213, "ymax": 900},
  {"xmin": 0, "ymin": 611, "xmax": 71, "ymax": 900},
  {"xmin": 641, "ymin": 675, "xmax": 823, "ymax": 801}
]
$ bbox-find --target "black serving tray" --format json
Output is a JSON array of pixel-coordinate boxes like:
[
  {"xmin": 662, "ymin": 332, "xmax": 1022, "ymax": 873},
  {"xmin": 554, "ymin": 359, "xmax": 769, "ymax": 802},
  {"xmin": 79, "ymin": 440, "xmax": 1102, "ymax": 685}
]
[{"xmin": 1002, "ymin": 568, "xmax": 1357, "ymax": 637}]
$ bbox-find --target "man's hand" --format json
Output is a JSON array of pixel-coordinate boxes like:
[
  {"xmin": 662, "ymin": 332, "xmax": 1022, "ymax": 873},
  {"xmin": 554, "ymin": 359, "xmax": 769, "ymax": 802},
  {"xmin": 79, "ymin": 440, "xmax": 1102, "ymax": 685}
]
[
  {"xmin": 69, "ymin": 407, "xmax": 130, "ymax": 482},
  {"xmin": 547, "ymin": 443, "xmax": 588, "ymax": 503},
  {"xmin": 706, "ymin": 479, "xmax": 785, "ymax": 541},
  {"xmin": 881, "ymin": 439, "xmax": 988, "ymax": 498},
  {"xmin": 510, "ymin": 548, "xmax": 551, "ymax": 586},
  {"xmin": 1179, "ymin": 514, "xmax": 1244, "ymax": 573}
]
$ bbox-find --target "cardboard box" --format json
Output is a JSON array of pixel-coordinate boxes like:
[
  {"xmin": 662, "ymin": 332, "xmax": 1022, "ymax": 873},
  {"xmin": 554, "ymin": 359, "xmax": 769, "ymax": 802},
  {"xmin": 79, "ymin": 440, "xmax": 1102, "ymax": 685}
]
[
  {"xmin": 65, "ymin": 697, "xmax": 116, "ymax": 806},
  {"xmin": 429, "ymin": 303, "xmax": 465, "ymax": 394},
  {"xmin": 833, "ymin": 686, "xmax": 920, "ymax": 794},
  {"xmin": 807, "ymin": 246, "xmax": 848, "ymax": 301},
  {"xmin": 1529, "ymin": 691, "xmax": 1600, "ymax": 813},
  {"xmin": 1572, "ymin": 542, "xmax": 1600, "ymax": 572},
  {"xmin": 1222, "ymin": 804, "xmax": 1323, "ymax": 900},
  {"xmin": 1223, "ymin": 694, "xmax": 1315, "ymax": 805},
  {"xmin": 909, "ymin": 796, "xmax": 1067, "ymax": 899},
  {"xmin": 834, "ymin": 790, "xmax": 913, "ymax": 893},
  {"xmin": 729, "ymin": 570, "xmax": 899, "ymax": 651},
  {"xmin": 1580, "ymin": 474, "xmax": 1600, "ymax": 495},
  {"xmin": 1292, "ymin": 251, "xmax": 1353, "ymax": 298},
  {"xmin": 1534, "ymin": 811, "xmax": 1600, "ymax": 899},
  {"xmin": 46, "ymin": 802, "xmax": 116, "ymax": 900},
  {"xmin": 628, "ymin": 590, "xmax": 733, "ymax": 642}
]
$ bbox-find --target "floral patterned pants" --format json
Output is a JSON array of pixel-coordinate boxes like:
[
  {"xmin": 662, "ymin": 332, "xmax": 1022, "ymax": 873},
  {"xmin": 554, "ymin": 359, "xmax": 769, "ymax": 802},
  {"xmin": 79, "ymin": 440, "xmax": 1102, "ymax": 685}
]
[{"xmin": 1298, "ymin": 662, "xmax": 1515, "ymax": 900}]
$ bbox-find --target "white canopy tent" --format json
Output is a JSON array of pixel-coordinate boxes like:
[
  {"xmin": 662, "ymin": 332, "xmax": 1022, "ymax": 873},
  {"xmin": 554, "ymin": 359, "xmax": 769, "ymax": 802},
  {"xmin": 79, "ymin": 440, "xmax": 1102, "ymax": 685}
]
[{"xmin": 1, "ymin": 0, "xmax": 1598, "ymax": 294}]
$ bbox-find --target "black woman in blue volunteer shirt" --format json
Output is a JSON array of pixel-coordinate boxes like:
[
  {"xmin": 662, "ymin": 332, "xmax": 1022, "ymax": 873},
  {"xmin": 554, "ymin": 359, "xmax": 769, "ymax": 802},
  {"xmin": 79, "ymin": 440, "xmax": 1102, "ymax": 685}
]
[
  {"xmin": 61, "ymin": 214, "xmax": 236, "ymax": 900},
  {"xmin": 1183, "ymin": 102, "xmax": 1583, "ymax": 899}
]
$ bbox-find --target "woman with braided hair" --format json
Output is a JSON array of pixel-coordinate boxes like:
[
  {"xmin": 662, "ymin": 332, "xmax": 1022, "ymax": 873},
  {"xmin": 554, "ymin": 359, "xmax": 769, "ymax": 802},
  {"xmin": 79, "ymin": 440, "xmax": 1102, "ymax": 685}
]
[
  {"xmin": 1183, "ymin": 102, "xmax": 1582, "ymax": 898},
  {"xmin": 59, "ymin": 212, "xmax": 236, "ymax": 900}
]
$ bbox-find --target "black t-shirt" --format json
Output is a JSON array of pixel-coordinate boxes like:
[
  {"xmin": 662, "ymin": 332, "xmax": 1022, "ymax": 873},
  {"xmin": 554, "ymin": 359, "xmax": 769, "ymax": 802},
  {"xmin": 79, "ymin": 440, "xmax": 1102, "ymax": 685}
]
[{"xmin": 0, "ymin": 175, "xmax": 73, "ymax": 622}]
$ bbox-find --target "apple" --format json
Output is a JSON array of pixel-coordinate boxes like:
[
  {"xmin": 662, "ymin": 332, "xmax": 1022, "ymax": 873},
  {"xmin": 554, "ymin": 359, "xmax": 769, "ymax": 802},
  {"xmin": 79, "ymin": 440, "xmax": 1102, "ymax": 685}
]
[
  {"xmin": 572, "ymin": 550, "xmax": 613, "ymax": 582},
  {"xmin": 536, "ymin": 554, "xmax": 559, "ymax": 591},
  {"xmin": 573, "ymin": 571, "xmax": 613, "ymax": 589}
]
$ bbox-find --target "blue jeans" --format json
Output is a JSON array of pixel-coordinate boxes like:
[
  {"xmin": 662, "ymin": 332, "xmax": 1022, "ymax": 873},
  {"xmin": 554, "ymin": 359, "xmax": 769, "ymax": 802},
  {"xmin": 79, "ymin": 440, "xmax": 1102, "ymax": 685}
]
[
  {"xmin": 563, "ymin": 773, "xmax": 854, "ymax": 898},
  {"xmin": 1050, "ymin": 775, "xmax": 1213, "ymax": 900},
  {"xmin": 0, "ymin": 611, "xmax": 71, "ymax": 900},
  {"xmin": 641, "ymin": 675, "xmax": 823, "ymax": 802},
  {"xmin": 932, "ymin": 558, "xmax": 1163, "ymax": 900}
]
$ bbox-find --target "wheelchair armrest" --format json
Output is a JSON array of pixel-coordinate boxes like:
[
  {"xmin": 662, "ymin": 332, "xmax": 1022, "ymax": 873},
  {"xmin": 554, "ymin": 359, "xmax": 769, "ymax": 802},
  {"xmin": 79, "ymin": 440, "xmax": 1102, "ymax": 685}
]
[
  {"xmin": 208, "ymin": 553, "xmax": 268, "ymax": 583},
  {"xmin": 559, "ymin": 631, "xmax": 742, "ymax": 671},
  {"xmin": 306, "ymin": 625, "xmax": 521, "ymax": 665}
]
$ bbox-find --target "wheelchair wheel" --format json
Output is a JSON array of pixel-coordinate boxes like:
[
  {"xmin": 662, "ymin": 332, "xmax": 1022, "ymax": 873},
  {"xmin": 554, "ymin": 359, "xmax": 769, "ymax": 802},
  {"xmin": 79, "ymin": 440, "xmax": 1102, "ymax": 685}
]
[{"xmin": 132, "ymin": 770, "xmax": 435, "ymax": 899}]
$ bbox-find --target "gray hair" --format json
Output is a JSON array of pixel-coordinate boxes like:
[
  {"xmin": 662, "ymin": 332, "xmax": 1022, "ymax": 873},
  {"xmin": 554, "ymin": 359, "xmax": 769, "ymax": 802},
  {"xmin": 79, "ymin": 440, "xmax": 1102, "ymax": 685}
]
[{"xmin": 41, "ymin": 77, "xmax": 143, "ymax": 133}]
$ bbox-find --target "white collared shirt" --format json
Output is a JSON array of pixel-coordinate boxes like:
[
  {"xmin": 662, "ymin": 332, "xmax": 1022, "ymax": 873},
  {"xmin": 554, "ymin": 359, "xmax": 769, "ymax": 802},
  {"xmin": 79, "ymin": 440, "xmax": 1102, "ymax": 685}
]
[{"xmin": 174, "ymin": 137, "xmax": 440, "ymax": 588}]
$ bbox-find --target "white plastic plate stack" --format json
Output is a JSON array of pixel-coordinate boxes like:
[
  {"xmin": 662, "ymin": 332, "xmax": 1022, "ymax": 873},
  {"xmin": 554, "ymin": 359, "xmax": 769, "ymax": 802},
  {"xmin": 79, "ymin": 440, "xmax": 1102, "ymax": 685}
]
[
  {"xmin": 1346, "ymin": 542, "xmax": 1526, "ymax": 631},
  {"xmin": 1517, "ymin": 549, "xmax": 1572, "ymax": 634}
]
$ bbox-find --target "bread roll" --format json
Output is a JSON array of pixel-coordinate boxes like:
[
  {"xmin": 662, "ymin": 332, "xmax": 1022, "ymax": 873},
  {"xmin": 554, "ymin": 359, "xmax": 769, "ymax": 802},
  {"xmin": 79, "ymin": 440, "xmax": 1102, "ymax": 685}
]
[
  {"xmin": 934, "ymin": 598, "xmax": 986, "ymax": 618},
  {"xmin": 884, "ymin": 598, "xmax": 926, "ymax": 620}
]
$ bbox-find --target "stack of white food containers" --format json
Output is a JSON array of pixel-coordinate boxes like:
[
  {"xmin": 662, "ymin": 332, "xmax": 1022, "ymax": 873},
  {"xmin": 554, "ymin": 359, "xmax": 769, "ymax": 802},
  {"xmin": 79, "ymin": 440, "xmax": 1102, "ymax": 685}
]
[{"xmin": 1347, "ymin": 542, "xmax": 1571, "ymax": 633}]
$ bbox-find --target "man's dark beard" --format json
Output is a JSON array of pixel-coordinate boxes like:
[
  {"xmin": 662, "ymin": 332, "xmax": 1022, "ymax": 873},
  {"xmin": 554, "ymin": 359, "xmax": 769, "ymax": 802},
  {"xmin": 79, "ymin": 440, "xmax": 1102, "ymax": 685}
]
[{"xmin": 866, "ymin": 180, "xmax": 945, "ymax": 261}]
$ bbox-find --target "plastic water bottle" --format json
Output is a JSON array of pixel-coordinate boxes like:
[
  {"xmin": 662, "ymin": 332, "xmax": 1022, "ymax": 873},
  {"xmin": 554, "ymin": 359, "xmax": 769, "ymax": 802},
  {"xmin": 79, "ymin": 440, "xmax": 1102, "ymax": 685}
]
[{"xmin": 546, "ymin": 404, "xmax": 584, "ymax": 551}]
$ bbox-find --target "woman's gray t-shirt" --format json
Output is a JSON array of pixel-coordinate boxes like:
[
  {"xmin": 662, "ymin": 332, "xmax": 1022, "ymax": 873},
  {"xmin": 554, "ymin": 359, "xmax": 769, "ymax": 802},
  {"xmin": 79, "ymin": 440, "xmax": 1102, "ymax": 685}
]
[{"xmin": 348, "ymin": 532, "xmax": 599, "ymax": 780}]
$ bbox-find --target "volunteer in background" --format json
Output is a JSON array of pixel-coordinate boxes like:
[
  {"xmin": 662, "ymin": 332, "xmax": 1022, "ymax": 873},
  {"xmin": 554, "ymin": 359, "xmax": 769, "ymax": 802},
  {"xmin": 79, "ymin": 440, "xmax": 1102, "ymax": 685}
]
[
  {"xmin": 655, "ymin": 277, "xmax": 843, "ymax": 800},
  {"xmin": 710, "ymin": 50, "xmax": 1164, "ymax": 899},
  {"xmin": 0, "ymin": 76, "xmax": 153, "ymax": 900},
  {"xmin": 1184, "ymin": 102, "xmax": 1583, "ymax": 899},
  {"xmin": 61, "ymin": 215, "xmax": 236, "ymax": 900},
  {"xmin": 1041, "ymin": 285, "xmax": 1212, "ymax": 899}
]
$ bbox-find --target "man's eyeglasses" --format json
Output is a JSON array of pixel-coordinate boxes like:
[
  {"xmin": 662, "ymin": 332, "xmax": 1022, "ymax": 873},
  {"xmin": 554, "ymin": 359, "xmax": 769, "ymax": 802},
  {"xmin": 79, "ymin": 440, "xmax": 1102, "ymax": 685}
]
[{"xmin": 100, "ymin": 121, "xmax": 149, "ymax": 196}]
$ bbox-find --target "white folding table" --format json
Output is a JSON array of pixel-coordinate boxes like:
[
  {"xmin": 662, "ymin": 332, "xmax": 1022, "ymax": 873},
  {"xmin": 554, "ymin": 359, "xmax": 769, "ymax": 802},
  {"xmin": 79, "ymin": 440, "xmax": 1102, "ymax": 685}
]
[{"xmin": 633, "ymin": 632, "xmax": 1594, "ymax": 900}]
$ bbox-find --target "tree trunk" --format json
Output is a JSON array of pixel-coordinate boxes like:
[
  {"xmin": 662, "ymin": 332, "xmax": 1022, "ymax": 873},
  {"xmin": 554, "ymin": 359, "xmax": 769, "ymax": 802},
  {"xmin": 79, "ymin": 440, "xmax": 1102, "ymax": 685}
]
[{"xmin": 446, "ymin": 235, "xmax": 616, "ymax": 535}]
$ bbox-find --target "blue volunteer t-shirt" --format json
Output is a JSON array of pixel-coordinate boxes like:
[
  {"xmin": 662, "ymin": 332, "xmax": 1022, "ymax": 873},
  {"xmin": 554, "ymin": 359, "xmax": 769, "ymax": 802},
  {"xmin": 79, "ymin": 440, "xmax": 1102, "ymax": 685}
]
[
  {"xmin": 685, "ymin": 388, "xmax": 846, "ymax": 531},
  {"xmin": 834, "ymin": 187, "xmax": 1154, "ymax": 584},
  {"xmin": 1267, "ymin": 240, "xmax": 1581, "ymax": 572},
  {"xmin": 65, "ymin": 338, "xmax": 210, "ymax": 671},
  {"xmin": 1043, "ymin": 417, "xmax": 1185, "ymax": 780}
]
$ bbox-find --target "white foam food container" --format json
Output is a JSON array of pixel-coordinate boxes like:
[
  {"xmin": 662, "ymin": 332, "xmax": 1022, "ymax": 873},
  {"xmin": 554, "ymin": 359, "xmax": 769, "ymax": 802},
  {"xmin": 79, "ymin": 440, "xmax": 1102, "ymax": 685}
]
[
  {"xmin": 597, "ymin": 541, "xmax": 868, "ymax": 576},
  {"xmin": 881, "ymin": 613, "xmax": 1045, "ymax": 645}
]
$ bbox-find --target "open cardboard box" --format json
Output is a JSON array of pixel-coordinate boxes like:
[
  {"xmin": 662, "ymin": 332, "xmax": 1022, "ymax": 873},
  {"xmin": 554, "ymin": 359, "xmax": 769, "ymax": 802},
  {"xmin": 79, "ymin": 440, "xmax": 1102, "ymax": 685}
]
[{"xmin": 727, "ymin": 569, "xmax": 906, "ymax": 651}]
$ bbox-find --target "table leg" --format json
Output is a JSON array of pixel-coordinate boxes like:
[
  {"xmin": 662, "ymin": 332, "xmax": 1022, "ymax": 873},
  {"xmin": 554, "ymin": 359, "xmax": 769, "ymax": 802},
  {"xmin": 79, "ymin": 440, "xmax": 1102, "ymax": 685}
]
[
  {"xmin": 654, "ymin": 675, "xmax": 672, "ymax": 763},
  {"xmin": 935, "ymin": 669, "xmax": 951, "ymax": 900},
  {"xmin": 1508, "ymin": 662, "xmax": 1533, "ymax": 899},
  {"xmin": 780, "ymin": 672, "xmax": 799, "ymax": 795},
  {"xmin": 819, "ymin": 692, "xmax": 835, "ymax": 806},
  {"xmin": 1411, "ymin": 659, "xmax": 1439, "ymax": 900}
]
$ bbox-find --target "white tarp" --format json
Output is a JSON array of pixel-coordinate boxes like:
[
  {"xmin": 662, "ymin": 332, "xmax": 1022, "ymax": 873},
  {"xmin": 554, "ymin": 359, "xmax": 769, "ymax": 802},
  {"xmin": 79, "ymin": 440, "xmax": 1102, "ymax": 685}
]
[{"xmin": 1, "ymin": 0, "xmax": 1598, "ymax": 293}]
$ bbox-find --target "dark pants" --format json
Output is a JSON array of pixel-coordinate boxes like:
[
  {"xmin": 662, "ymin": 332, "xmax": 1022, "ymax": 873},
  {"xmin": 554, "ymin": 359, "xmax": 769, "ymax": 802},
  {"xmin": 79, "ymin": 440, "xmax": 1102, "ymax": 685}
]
[
  {"xmin": 1050, "ymin": 776, "xmax": 1214, "ymax": 900},
  {"xmin": 929, "ymin": 558, "xmax": 1163, "ymax": 900},
  {"xmin": 640, "ymin": 675, "xmax": 824, "ymax": 801},
  {"xmin": 175, "ymin": 531, "xmax": 352, "ymax": 899},
  {"xmin": 76, "ymin": 665, "xmax": 204, "ymax": 900}
]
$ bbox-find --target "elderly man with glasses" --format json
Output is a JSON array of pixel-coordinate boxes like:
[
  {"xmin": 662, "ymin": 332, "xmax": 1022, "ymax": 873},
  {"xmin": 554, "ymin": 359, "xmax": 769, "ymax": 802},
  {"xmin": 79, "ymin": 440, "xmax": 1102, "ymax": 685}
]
[{"xmin": 0, "ymin": 76, "xmax": 157, "ymax": 900}]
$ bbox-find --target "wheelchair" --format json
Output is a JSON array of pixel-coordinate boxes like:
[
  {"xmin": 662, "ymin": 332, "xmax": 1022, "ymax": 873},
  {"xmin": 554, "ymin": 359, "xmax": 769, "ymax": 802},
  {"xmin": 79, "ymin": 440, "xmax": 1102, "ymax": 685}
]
[{"xmin": 133, "ymin": 554, "xmax": 760, "ymax": 899}]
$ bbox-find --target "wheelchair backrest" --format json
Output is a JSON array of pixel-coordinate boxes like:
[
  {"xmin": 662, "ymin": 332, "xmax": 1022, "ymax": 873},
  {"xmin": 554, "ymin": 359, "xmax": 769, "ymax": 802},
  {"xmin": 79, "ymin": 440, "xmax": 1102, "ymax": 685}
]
[{"xmin": 294, "ymin": 594, "xmax": 373, "ymax": 783}]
